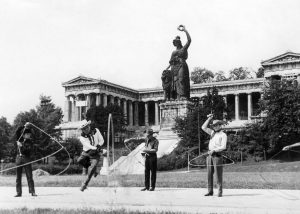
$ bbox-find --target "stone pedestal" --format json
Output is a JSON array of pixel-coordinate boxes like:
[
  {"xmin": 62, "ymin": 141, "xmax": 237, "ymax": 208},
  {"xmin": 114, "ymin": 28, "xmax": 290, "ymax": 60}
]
[{"xmin": 159, "ymin": 100, "xmax": 193, "ymax": 129}]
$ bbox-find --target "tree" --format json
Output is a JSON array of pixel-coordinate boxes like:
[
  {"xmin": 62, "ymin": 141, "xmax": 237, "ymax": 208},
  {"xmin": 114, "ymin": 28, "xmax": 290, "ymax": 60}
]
[
  {"xmin": 228, "ymin": 67, "xmax": 255, "ymax": 80},
  {"xmin": 174, "ymin": 86, "xmax": 230, "ymax": 150},
  {"xmin": 0, "ymin": 117, "xmax": 12, "ymax": 160},
  {"xmin": 214, "ymin": 71, "xmax": 227, "ymax": 82},
  {"xmin": 256, "ymin": 67, "xmax": 265, "ymax": 78},
  {"xmin": 55, "ymin": 138, "xmax": 82, "ymax": 164},
  {"xmin": 191, "ymin": 67, "xmax": 214, "ymax": 84},
  {"xmin": 86, "ymin": 103, "xmax": 126, "ymax": 143},
  {"xmin": 36, "ymin": 95, "xmax": 63, "ymax": 162},
  {"xmin": 12, "ymin": 95, "xmax": 63, "ymax": 162},
  {"xmin": 258, "ymin": 79, "xmax": 300, "ymax": 154}
]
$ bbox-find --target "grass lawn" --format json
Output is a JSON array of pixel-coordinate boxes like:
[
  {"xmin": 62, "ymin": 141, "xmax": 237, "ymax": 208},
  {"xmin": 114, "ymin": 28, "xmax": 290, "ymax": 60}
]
[{"xmin": 0, "ymin": 160, "xmax": 299, "ymax": 189}]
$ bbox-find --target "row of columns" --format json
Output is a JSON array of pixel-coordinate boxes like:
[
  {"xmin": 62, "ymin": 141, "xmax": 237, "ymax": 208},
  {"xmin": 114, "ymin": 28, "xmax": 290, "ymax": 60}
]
[
  {"xmin": 64, "ymin": 93, "xmax": 161, "ymax": 126},
  {"xmin": 64, "ymin": 91, "xmax": 261, "ymax": 126},
  {"xmin": 223, "ymin": 92, "xmax": 258, "ymax": 121}
]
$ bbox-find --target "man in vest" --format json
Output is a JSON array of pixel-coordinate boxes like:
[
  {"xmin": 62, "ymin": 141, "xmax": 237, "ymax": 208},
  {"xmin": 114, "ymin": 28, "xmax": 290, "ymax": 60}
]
[
  {"xmin": 77, "ymin": 120, "xmax": 104, "ymax": 192},
  {"xmin": 202, "ymin": 114, "xmax": 227, "ymax": 197},
  {"xmin": 141, "ymin": 129, "xmax": 159, "ymax": 191}
]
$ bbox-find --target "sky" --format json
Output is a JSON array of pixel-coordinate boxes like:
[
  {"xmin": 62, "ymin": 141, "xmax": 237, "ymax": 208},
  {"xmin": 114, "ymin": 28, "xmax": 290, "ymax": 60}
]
[{"xmin": 1, "ymin": 0, "xmax": 300, "ymax": 124}]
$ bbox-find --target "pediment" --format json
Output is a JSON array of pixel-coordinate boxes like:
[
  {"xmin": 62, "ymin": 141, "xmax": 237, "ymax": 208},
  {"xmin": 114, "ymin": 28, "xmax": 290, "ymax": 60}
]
[
  {"xmin": 262, "ymin": 52, "xmax": 300, "ymax": 65},
  {"xmin": 62, "ymin": 76, "xmax": 99, "ymax": 86}
]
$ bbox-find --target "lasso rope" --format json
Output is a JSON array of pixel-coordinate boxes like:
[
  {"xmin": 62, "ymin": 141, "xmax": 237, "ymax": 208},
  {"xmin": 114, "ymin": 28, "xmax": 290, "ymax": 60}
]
[
  {"xmin": 188, "ymin": 152, "xmax": 235, "ymax": 167},
  {"xmin": 0, "ymin": 122, "xmax": 71, "ymax": 176}
]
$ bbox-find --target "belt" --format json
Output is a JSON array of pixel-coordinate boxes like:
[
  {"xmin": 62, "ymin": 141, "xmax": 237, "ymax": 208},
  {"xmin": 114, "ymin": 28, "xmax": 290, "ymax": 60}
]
[
  {"xmin": 210, "ymin": 152, "xmax": 222, "ymax": 157},
  {"xmin": 146, "ymin": 153, "xmax": 157, "ymax": 157}
]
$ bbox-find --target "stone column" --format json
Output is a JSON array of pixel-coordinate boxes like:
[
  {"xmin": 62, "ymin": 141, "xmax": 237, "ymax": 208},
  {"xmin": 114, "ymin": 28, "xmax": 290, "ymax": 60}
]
[
  {"xmin": 103, "ymin": 94, "xmax": 107, "ymax": 107},
  {"xmin": 235, "ymin": 94, "xmax": 239, "ymax": 120},
  {"xmin": 155, "ymin": 101, "xmax": 159, "ymax": 125},
  {"xmin": 86, "ymin": 94, "xmax": 91, "ymax": 109},
  {"xmin": 96, "ymin": 94, "xmax": 101, "ymax": 106},
  {"xmin": 128, "ymin": 101, "xmax": 133, "ymax": 126},
  {"xmin": 122, "ymin": 100, "xmax": 127, "ymax": 124},
  {"xmin": 110, "ymin": 95, "xmax": 115, "ymax": 105},
  {"xmin": 79, "ymin": 106, "xmax": 82, "ymax": 121},
  {"xmin": 63, "ymin": 96, "xmax": 70, "ymax": 122},
  {"xmin": 247, "ymin": 93, "xmax": 252, "ymax": 120},
  {"xmin": 134, "ymin": 101, "xmax": 139, "ymax": 126},
  {"xmin": 159, "ymin": 100, "xmax": 162, "ymax": 123},
  {"xmin": 75, "ymin": 96, "xmax": 79, "ymax": 121},
  {"xmin": 223, "ymin": 95, "xmax": 227, "ymax": 107},
  {"xmin": 71, "ymin": 97, "xmax": 76, "ymax": 122},
  {"xmin": 144, "ymin": 102, "xmax": 149, "ymax": 126},
  {"xmin": 297, "ymin": 74, "xmax": 300, "ymax": 85}
]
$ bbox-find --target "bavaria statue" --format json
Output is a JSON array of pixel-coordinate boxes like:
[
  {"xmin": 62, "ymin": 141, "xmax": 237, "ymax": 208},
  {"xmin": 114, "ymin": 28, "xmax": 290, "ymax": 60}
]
[{"xmin": 162, "ymin": 25, "xmax": 191, "ymax": 101}]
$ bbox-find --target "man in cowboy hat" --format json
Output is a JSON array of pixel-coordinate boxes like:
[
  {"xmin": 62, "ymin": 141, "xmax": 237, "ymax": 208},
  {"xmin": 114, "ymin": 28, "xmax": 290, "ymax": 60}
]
[
  {"xmin": 141, "ymin": 129, "xmax": 159, "ymax": 191},
  {"xmin": 14, "ymin": 122, "xmax": 37, "ymax": 197},
  {"xmin": 77, "ymin": 119, "xmax": 104, "ymax": 192},
  {"xmin": 202, "ymin": 114, "xmax": 227, "ymax": 197}
]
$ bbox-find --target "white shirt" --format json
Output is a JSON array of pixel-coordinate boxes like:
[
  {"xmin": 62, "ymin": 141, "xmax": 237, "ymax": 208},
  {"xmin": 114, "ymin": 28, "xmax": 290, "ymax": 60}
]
[
  {"xmin": 208, "ymin": 130, "xmax": 227, "ymax": 153},
  {"xmin": 78, "ymin": 128, "xmax": 104, "ymax": 152}
]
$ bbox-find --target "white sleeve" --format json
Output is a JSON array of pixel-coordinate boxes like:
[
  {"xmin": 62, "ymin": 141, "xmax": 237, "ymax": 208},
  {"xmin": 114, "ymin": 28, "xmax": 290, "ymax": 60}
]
[
  {"xmin": 95, "ymin": 129, "xmax": 104, "ymax": 146},
  {"xmin": 79, "ymin": 136, "xmax": 97, "ymax": 150},
  {"xmin": 214, "ymin": 133, "xmax": 227, "ymax": 153}
]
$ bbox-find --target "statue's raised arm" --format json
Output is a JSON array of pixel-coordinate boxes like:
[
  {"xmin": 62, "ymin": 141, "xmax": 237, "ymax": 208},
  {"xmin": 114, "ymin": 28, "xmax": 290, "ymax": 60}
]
[{"xmin": 178, "ymin": 25, "xmax": 191, "ymax": 50}]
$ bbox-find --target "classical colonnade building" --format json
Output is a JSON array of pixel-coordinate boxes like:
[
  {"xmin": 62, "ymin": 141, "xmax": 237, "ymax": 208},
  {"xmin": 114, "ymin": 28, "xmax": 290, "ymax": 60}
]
[{"xmin": 60, "ymin": 52, "xmax": 300, "ymax": 138}]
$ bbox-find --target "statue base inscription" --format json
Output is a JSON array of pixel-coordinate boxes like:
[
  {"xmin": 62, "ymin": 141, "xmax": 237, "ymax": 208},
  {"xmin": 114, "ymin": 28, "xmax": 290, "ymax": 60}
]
[{"xmin": 159, "ymin": 100, "xmax": 193, "ymax": 129}]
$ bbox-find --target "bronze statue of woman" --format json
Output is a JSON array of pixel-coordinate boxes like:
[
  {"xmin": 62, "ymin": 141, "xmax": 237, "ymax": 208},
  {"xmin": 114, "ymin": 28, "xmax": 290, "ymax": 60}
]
[{"xmin": 169, "ymin": 25, "xmax": 191, "ymax": 100}]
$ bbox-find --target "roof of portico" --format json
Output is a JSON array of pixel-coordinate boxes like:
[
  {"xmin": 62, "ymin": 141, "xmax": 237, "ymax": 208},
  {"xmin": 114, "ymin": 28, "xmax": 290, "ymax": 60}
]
[
  {"xmin": 62, "ymin": 75, "xmax": 100, "ymax": 86},
  {"xmin": 261, "ymin": 51, "xmax": 300, "ymax": 66},
  {"xmin": 62, "ymin": 75, "xmax": 139, "ymax": 93}
]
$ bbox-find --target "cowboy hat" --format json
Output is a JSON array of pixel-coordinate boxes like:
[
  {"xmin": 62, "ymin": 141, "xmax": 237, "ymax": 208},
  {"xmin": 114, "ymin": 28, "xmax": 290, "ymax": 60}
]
[
  {"xmin": 78, "ymin": 119, "xmax": 91, "ymax": 130},
  {"xmin": 210, "ymin": 120, "xmax": 226, "ymax": 127},
  {"xmin": 146, "ymin": 129, "xmax": 154, "ymax": 135}
]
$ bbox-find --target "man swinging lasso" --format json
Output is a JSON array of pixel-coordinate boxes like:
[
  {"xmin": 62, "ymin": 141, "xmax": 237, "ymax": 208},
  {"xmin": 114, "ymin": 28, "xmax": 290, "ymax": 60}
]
[
  {"xmin": 202, "ymin": 114, "xmax": 227, "ymax": 197},
  {"xmin": 77, "ymin": 120, "xmax": 105, "ymax": 192},
  {"xmin": 14, "ymin": 122, "xmax": 37, "ymax": 197}
]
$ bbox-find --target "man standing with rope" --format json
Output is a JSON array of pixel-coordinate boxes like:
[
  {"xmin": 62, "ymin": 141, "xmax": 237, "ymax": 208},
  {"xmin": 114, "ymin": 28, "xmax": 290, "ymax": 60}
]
[
  {"xmin": 141, "ymin": 129, "xmax": 159, "ymax": 191},
  {"xmin": 77, "ymin": 120, "xmax": 104, "ymax": 192},
  {"xmin": 202, "ymin": 114, "xmax": 227, "ymax": 197},
  {"xmin": 15, "ymin": 122, "xmax": 37, "ymax": 197}
]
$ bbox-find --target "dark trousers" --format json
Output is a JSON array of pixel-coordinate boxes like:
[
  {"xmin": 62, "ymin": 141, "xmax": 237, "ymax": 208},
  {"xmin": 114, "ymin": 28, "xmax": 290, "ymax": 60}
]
[
  {"xmin": 83, "ymin": 158, "xmax": 99, "ymax": 186},
  {"xmin": 144, "ymin": 154, "xmax": 157, "ymax": 189},
  {"xmin": 206, "ymin": 155, "xmax": 223, "ymax": 194},
  {"xmin": 16, "ymin": 156, "xmax": 35, "ymax": 195}
]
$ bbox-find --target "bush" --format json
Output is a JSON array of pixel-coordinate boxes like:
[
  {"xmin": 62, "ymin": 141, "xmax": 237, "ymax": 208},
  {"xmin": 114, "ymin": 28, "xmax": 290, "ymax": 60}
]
[
  {"xmin": 157, "ymin": 141, "xmax": 189, "ymax": 171},
  {"xmin": 124, "ymin": 138, "xmax": 144, "ymax": 151},
  {"xmin": 1, "ymin": 162, "xmax": 16, "ymax": 175}
]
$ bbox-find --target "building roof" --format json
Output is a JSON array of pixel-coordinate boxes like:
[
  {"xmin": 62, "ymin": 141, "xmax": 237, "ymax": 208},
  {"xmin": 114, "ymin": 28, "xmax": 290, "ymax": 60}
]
[{"xmin": 261, "ymin": 51, "xmax": 300, "ymax": 66}]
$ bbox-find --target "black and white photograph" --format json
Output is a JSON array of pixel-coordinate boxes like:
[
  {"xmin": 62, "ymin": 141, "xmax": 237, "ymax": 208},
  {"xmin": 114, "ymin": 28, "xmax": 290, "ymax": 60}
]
[{"xmin": 0, "ymin": 0, "xmax": 300, "ymax": 213}]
